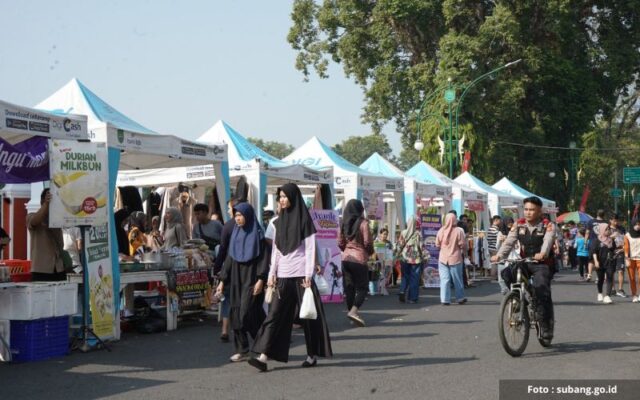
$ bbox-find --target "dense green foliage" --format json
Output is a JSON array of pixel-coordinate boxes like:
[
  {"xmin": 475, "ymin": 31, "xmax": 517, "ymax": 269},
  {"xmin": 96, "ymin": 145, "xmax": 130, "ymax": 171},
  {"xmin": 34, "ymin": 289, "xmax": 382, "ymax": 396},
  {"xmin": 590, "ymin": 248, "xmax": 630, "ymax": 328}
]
[
  {"xmin": 288, "ymin": 0, "xmax": 640, "ymax": 213},
  {"xmin": 332, "ymin": 133, "xmax": 396, "ymax": 166}
]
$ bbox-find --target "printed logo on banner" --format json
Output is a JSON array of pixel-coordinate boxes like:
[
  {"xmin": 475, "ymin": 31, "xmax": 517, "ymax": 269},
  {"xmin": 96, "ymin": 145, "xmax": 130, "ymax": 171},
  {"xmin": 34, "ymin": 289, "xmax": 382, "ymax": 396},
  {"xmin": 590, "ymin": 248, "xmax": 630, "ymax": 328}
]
[
  {"xmin": 212, "ymin": 146, "xmax": 225, "ymax": 156},
  {"xmin": 117, "ymin": 129, "xmax": 124, "ymax": 144},
  {"xmin": 6, "ymin": 118, "xmax": 28, "ymax": 130}
]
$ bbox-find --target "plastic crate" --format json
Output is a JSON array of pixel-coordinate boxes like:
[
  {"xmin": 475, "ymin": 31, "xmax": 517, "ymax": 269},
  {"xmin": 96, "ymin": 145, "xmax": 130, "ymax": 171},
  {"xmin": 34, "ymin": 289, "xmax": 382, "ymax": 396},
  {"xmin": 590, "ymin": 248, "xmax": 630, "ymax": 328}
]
[
  {"xmin": 10, "ymin": 316, "xmax": 69, "ymax": 362},
  {"xmin": 1, "ymin": 260, "xmax": 31, "ymax": 275},
  {"xmin": 10, "ymin": 273, "xmax": 32, "ymax": 283},
  {"xmin": 53, "ymin": 282, "xmax": 78, "ymax": 317}
]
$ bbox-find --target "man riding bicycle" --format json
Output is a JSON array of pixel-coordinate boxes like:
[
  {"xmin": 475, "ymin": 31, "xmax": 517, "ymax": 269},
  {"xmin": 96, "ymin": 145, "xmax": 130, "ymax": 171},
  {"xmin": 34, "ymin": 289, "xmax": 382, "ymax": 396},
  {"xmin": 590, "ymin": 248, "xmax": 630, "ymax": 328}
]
[{"xmin": 491, "ymin": 196, "xmax": 556, "ymax": 340}]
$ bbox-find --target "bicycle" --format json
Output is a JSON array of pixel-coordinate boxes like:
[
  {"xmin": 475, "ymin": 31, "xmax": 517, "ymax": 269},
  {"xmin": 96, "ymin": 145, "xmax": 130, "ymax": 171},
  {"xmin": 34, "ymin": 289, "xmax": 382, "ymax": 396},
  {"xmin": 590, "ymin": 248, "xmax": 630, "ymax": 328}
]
[{"xmin": 498, "ymin": 258, "xmax": 554, "ymax": 357}]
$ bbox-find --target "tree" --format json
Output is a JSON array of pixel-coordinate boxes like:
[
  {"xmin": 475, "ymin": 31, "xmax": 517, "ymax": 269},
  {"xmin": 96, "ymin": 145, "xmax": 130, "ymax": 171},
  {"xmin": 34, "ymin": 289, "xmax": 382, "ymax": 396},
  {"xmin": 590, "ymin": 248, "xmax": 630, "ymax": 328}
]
[
  {"xmin": 247, "ymin": 138, "xmax": 296, "ymax": 159},
  {"xmin": 288, "ymin": 0, "xmax": 640, "ymax": 211},
  {"xmin": 332, "ymin": 133, "xmax": 395, "ymax": 166}
]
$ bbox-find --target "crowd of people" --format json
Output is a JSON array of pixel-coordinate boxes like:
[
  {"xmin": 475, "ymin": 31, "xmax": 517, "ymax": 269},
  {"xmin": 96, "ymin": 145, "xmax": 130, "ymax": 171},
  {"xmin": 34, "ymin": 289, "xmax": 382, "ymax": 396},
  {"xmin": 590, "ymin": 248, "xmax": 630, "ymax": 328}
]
[{"xmin": 18, "ymin": 182, "xmax": 640, "ymax": 370}]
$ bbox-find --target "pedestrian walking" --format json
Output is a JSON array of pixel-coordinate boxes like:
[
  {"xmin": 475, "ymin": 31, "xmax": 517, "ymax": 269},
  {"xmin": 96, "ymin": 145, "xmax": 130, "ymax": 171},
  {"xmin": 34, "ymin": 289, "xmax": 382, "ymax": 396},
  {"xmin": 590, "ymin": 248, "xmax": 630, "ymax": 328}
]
[
  {"xmin": 609, "ymin": 213, "xmax": 627, "ymax": 298},
  {"xmin": 395, "ymin": 218, "xmax": 428, "ymax": 304},
  {"xmin": 249, "ymin": 183, "xmax": 332, "ymax": 371},
  {"xmin": 624, "ymin": 218, "xmax": 640, "ymax": 302},
  {"xmin": 575, "ymin": 228, "xmax": 590, "ymax": 280},
  {"xmin": 593, "ymin": 223, "xmax": 616, "ymax": 304},
  {"xmin": 436, "ymin": 213, "xmax": 467, "ymax": 305},
  {"xmin": 337, "ymin": 199, "xmax": 374, "ymax": 326},
  {"xmin": 216, "ymin": 203, "xmax": 269, "ymax": 362}
]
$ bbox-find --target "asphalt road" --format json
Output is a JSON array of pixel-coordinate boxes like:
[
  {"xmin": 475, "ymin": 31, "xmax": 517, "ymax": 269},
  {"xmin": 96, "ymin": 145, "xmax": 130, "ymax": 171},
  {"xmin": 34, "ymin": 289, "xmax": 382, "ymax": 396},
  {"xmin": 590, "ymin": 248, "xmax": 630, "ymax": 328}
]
[{"xmin": 1, "ymin": 269, "xmax": 639, "ymax": 400}]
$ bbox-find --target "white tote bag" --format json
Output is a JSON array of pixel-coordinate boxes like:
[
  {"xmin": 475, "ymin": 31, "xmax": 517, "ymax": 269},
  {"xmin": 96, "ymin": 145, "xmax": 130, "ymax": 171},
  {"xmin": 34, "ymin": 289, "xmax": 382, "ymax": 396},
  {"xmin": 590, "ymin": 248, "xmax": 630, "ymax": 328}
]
[{"xmin": 299, "ymin": 287, "xmax": 317, "ymax": 320}]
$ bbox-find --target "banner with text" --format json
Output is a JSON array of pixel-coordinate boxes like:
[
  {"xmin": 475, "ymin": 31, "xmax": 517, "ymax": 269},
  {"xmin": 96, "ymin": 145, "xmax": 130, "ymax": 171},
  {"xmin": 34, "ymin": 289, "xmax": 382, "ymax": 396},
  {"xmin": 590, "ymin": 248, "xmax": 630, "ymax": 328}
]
[
  {"xmin": 310, "ymin": 209, "xmax": 343, "ymax": 303},
  {"xmin": 167, "ymin": 269, "xmax": 210, "ymax": 312},
  {"xmin": 421, "ymin": 213, "xmax": 442, "ymax": 288},
  {"xmin": 0, "ymin": 136, "xmax": 49, "ymax": 183},
  {"xmin": 49, "ymin": 139, "xmax": 108, "ymax": 227},
  {"xmin": 84, "ymin": 224, "xmax": 116, "ymax": 339}
]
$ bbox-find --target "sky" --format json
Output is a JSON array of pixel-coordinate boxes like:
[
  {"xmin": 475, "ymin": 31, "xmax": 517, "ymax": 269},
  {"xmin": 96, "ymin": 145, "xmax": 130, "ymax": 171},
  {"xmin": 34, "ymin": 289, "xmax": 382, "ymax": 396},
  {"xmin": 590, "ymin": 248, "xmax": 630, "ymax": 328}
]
[{"xmin": 0, "ymin": 0, "xmax": 402, "ymax": 155}]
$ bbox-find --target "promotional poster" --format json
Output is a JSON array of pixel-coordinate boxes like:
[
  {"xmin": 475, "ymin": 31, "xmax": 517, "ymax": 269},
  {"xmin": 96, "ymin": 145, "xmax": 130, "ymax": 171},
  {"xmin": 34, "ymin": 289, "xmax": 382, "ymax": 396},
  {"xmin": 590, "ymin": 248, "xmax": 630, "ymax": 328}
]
[
  {"xmin": 421, "ymin": 213, "xmax": 442, "ymax": 288},
  {"xmin": 310, "ymin": 209, "xmax": 343, "ymax": 303},
  {"xmin": 49, "ymin": 139, "xmax": 108, "ymax": 228},
  {"xmin": 84, "ymin": 224, "xmax": 116, "ymax": 339}
]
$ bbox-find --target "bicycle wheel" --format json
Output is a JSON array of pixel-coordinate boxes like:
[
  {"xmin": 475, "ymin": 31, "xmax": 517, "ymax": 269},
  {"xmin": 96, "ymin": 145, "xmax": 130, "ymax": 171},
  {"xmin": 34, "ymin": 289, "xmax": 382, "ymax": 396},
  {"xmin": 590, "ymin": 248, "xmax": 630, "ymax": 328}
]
[{"xmin": 499, "ymin": 291, "xmax": 530, "ymax": 357}]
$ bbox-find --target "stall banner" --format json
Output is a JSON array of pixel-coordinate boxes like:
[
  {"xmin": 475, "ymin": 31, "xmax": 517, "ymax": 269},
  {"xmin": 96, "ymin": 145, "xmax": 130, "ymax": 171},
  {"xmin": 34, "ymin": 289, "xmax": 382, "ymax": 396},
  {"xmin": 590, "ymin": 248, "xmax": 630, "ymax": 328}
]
[
  {"xmin": 48, "ymin": 139, "xmax": 108, "ymax": 228},
  {"xmin": 84, "ymin": 224, "xmax": 116, "ymax": 339},
  {"xmin": 421, "ymin": 213, "xmax": 442, "ymax": 288},
  {"xmin": 0, "ymin": 136, "xmax": 49, "ymax": 183},
  {"xmin": 362, "ymin": 190, "xmax": 384, "ymax": 220},
  {"xmin": 310, "ymin": 209, "xmax": 343, "ymax": 303},
  {"xmin": 167, "ymin": 269, "xmax": 210, "ymax": 312}
]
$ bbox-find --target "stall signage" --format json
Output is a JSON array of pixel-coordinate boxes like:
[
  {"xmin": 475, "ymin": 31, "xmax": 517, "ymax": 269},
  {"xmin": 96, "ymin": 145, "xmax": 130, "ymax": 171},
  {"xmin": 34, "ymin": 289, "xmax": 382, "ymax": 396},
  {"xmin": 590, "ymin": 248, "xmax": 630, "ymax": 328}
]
[
  {"xmin": 49, "ymin": 139, "xmax": 108, "ymax": 228},
  {"xmin": 168, "ymin": 269, "xmax": 210, "ymax": 312},
  {"xmin": 0, "ymin": 136, "xmax": 49, "ymax": 183},
  {"xmin": 420, "ymin": 213, "xmax": 441, "ymax": 288},
  {"xmin": 83, "ymin": 223, "xmax": 116, "ymax": 339},
  {"xmin": 467, "ymin": 200, "xmax": 485, "ymax": 211},
  {"xmin": 310, "ymin": 209, "xmax": 343, "ymax": 303}
]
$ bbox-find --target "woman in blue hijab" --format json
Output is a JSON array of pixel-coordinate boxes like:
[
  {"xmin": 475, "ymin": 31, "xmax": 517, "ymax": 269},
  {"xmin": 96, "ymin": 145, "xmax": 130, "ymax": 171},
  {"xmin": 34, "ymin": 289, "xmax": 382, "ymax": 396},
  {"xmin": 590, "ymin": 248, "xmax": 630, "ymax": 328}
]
[{"xmin": 216, "ymin": 202, "xmax": 270, "ymax": 362}]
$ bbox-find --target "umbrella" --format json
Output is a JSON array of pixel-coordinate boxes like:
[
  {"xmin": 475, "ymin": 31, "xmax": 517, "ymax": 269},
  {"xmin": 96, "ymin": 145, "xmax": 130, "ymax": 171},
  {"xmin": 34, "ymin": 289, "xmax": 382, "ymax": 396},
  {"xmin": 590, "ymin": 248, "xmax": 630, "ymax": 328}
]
[{"xmin": 556, "ymin": 211, "xmax": 593, "ymax": 224}]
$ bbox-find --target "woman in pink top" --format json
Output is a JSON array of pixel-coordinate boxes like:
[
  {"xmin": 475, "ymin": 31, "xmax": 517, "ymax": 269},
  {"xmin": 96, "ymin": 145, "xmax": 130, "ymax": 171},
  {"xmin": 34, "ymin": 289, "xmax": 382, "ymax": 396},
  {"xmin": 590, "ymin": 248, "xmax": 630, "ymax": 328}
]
[
  {"xmin": 338, "ymin": 199, "xmax": 374, "ymax": 327},
  {"xmin": 250, "ymin": 183, "xmax": 332, "ymax": 372},
  {"xmin": 435, "ymin": 212, "xmax": 467, "ymax": 305}
]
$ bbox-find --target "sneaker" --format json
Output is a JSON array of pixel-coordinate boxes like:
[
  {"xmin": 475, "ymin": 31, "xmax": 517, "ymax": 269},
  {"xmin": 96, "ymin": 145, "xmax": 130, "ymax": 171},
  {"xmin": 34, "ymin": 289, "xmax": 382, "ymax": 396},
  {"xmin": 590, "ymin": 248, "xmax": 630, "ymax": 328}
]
[
  {"xmin": 229, "ymin": 353, "xmax": 249, "ymax": 362},
  {"xmin": 632, "ymin": 296, "xmax": 639, "ymax": 303},
  {"xmin": 603, "ymin": 295, "xmax": 613, "ymax": 304},
  {"xmin": 586, "ymin": 274, "xmax": 592, "ymax": 282},
  {"xmin": 616, "ymin": 290, "xmax": 627, "ymax": 298},
  {"xmin": 347, "ymin": 313, "xmax": 366, "ymax": 327},
  {"xmin": 597, "ymin": 293, "xmax": 604, "ymax": 302}
]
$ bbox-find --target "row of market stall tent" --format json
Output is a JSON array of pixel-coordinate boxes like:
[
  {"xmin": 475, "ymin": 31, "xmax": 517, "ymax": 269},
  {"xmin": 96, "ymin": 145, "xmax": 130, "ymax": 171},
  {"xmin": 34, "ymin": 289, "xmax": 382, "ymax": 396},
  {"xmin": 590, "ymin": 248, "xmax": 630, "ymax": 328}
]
[{"xmin": 2, "ymin": 79, "xmax": 556, "ymax": 332}]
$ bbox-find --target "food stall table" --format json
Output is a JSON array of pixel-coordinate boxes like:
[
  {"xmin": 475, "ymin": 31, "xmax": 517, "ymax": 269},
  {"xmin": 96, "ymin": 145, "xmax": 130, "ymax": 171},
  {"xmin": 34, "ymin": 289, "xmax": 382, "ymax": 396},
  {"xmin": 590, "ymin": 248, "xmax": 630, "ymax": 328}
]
[{"xmin": 67, "ymin": 270, "xmax": 178, "ymax": 336}]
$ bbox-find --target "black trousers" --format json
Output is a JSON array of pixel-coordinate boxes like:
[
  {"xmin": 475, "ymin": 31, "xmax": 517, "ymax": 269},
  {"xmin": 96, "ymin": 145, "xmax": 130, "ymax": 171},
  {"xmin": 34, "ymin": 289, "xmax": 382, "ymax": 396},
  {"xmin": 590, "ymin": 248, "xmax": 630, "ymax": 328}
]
[
  {"xmin": 527, "ymin": 263, "xmax": 553, "ymax": 328},
  {"xmin": 234, "ymin": 329, "xmax": 250, "ymax": 354},
  {"xmin": 342, "ymin": 261, "xmax": 369, "ymax": 310},
  {"xmin": 578, "ymin": 256, "xmax": 589, "ymax": 277},
  {"xmin": 568, "ymin": 247, "xmax": 577, "ymax": 269},
  {"xmin": 252, "ymin": 277, "xmax": 332, "ymax": 363},
  {"xmin": 596, "ymin": 263, "xmax": 615, "ymax": 296}
]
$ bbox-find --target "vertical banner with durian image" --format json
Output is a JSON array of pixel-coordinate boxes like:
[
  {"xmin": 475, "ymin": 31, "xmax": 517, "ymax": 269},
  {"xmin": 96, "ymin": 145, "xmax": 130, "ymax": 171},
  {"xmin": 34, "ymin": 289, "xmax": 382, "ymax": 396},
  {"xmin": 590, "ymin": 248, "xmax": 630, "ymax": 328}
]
[{"xmin": 48, "ymin": 139, "xmax": 108, "ymax": 228}]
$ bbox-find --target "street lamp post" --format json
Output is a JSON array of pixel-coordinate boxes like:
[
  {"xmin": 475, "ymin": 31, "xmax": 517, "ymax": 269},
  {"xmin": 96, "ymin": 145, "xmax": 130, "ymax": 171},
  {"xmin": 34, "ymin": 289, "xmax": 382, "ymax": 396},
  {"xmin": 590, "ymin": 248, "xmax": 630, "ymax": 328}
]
[
  {"xmin": 569, "ymin": 141, "xmax": 577, "ymax": 209},
  {"xmin": 415, "ymin": 59, "xmax": 522, "ymax": 179}
]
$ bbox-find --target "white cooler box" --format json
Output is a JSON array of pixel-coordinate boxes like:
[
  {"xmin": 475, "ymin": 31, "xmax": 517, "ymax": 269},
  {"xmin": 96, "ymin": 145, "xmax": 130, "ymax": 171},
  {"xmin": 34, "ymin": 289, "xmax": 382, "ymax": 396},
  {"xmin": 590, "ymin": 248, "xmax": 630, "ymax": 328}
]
[
  {"xmin": 0, "ymin": 282, "xmax": 78, "ymax": 320},
  {"xmin": 52, "ymin": 282, "xmax": 78, "ymax": 316},
  {"xmin": 0, "ymin": 283, "xmax": 54, "ymax": 320}
]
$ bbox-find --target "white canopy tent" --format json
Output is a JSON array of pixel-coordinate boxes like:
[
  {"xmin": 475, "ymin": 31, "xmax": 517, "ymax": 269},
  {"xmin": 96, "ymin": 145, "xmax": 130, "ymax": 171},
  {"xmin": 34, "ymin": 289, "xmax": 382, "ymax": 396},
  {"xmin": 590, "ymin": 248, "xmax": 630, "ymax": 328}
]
[
  {"xmin": 34, "ymin": 80, "xmax": 231, "ymax": 340},
  {"xmin": 405, "ymin": 162, "xmax": 489, "ymax": 228},
  {"xmin": 454, "ymin": 172, "xmax": 523, "ymax": 218},
  {"xmin": 492, "ymin": 177, "xmax": 558, "ymax": 215},
  {"xmin": 359, "ymin": 153, "xmax": 452, "ymax": 224},
  {"xmin": 196, "ymin": 120, "xmax": 332, "ymax": 214},
  {"xmin": 285, "ymin": 137, "xmax": 405, "ymax": 229}
]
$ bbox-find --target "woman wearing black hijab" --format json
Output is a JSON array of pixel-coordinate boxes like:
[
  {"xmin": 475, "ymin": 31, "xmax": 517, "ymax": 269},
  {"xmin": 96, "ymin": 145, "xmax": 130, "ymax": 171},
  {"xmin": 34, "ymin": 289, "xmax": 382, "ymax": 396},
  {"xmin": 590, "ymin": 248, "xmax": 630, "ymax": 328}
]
[
  {"xmin": 114, "ymin": 208, "xmax": 132, "ymax": 260},
  {"xmin": 216, "ymin": 203, "xmax": 269, "ymax": 362},
  {"xmin": 249, "ymin": 183, "xmax": 332, "ymax": 371},
  {"xmin": 338, "ymin": 199, "xmax": 374, "ymax": 327}
]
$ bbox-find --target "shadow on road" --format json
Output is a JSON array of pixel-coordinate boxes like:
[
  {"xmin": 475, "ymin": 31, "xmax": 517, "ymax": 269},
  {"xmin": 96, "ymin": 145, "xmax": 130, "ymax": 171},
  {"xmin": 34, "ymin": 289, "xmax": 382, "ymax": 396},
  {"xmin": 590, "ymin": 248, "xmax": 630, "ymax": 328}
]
[{"xmin": 523, "ymin": 341, "xmax": 640, "ymax": 358}]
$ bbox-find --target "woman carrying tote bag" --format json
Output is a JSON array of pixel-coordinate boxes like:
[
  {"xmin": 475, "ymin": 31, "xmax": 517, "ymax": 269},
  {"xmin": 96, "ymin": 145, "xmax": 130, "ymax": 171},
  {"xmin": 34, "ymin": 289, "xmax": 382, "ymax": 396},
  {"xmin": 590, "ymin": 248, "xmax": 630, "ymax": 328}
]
[{"xmin": 249, "ymin": 183, "xmax": 333, "ymax": 372}]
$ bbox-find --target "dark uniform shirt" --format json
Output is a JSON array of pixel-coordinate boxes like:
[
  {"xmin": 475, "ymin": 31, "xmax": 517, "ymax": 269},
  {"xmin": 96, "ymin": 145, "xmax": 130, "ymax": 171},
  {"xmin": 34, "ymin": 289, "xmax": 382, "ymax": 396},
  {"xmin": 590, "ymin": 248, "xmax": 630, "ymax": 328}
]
[{"xmin": 496, "ymin": 219, "xmax": 556, "ymax": 261}]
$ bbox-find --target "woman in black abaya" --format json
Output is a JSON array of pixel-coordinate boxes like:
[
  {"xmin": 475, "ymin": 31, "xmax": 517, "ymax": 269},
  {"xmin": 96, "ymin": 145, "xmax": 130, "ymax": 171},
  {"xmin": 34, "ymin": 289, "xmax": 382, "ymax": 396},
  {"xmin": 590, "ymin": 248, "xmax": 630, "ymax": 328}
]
[{"xmin": 216, "ymin": 202, "xmax": 270, "ymax": 361}]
